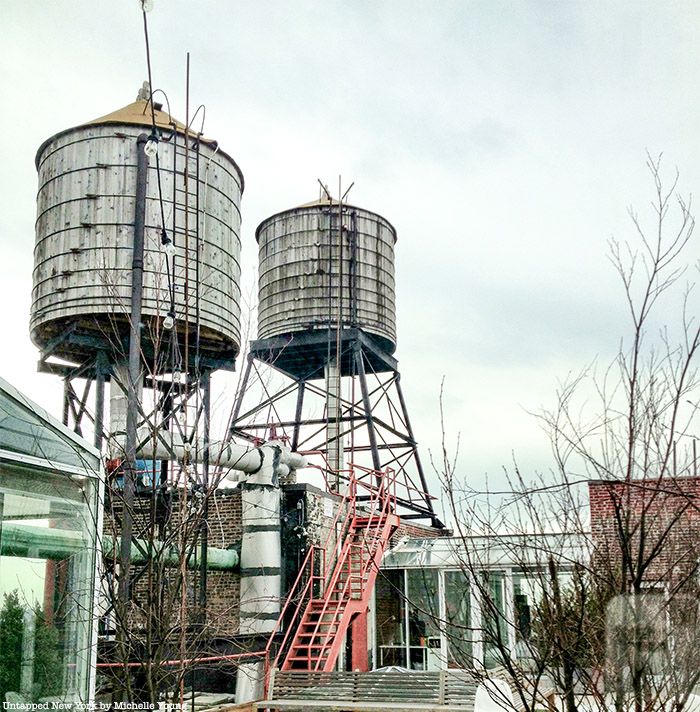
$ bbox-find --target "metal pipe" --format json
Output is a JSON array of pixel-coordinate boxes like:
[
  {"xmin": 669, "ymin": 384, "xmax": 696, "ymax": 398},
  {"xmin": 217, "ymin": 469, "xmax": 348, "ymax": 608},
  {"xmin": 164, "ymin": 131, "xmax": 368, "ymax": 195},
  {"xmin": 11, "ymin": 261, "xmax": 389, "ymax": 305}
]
[
  {"xmin": 349, "ymin": 210, "xmax": 358, "ymax": 328},
  {"xmin": 0, "ymin": 523, "xmax": 238, "ymax": 571},
  {"xmin": 105, "ymin": 536, "xmax": 238, "ymax": 571},
  {"xmin": 199, "ymin": 369, "xmax": 211, "ymax": 611},
  {"xmin": 119, "ymin": 132, "xmax": 149, "ymax": 604},
  {"xmin": 333, "ymin": 182, "xmax": 343, "ymax": 486},
  {"xmin": 131, "ymin": 429, "xmax": 305, "ymax": 477},
  {"xmin": 326, "ymin": 359, "xmax": 344, "ymax": 489},
  {"xmin": 94, "ymin": 351, "xmax": 107, "ymax": 451}
]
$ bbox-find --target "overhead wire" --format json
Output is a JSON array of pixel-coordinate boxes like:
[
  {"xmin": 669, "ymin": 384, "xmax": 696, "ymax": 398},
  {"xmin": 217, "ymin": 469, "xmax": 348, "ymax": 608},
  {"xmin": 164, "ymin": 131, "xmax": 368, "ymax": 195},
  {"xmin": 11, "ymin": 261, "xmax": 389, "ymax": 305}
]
[{"xmin": 141, "ymin": 4, "xmax": 177, "ymax": 341}]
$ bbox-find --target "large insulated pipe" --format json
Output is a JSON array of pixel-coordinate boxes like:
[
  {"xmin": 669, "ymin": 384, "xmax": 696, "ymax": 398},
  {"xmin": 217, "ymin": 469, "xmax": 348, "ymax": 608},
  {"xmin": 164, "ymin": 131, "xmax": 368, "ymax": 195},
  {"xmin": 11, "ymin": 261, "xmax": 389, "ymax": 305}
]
[
  {"xmin": 132, "ymin": 428, "xmax": 304, "ymax": 478},
  {"xmin": 235, "ymin": 449, "xmax": 283, "ymax": 704},
  {"xmin": 1, "ymin": 523, "xmax": 239, "ymax": 570},
  {"xmin": 103, "ymin": 536, "xmax": 238, "ymax": 571},
  {"xmin": 109, "ymin": 376, "xmax": 305, "ymax": 479}
]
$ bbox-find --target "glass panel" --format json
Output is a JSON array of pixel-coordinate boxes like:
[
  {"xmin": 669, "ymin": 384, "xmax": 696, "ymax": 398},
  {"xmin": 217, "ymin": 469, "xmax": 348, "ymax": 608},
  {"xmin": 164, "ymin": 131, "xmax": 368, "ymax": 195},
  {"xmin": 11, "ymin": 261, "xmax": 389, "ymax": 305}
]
[
  {"xmin": 0, "ymin": 389, "xmax": 99, "ymax": 471},
  {"xmin": 482, "ymin": 572, "xmax": 505, "ymax": 669},
  {"xmin": 0, "ymin": 463, "xmax": 97, "ymax": 703},
  {"xmin": 376, "ymin": 569, "xmax": 406, "ymax": 668},
  {"xmin": 406, "ymin": 568, "xmax": 440, "ymax": 670},
  {"xmin": 513, "ymin": 574, "xmax": 543, "ymax": 656},
  {"xmin": 444, "ymin": 570, "xmax": 471, "ymax": 666}
]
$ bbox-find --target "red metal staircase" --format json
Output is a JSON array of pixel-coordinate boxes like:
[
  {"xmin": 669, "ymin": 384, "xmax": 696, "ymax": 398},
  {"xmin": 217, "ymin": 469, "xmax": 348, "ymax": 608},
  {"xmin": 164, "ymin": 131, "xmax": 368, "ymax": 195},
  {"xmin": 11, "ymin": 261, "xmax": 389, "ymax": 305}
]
[{"xmin": 265, "ymin": 467, "xmax": 399, "ymax": 679}]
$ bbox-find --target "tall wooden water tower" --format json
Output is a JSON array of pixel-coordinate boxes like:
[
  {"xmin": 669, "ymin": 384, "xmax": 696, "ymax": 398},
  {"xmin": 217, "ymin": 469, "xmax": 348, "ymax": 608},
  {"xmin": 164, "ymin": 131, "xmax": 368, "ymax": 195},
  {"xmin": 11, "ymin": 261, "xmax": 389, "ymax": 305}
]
[
  {"xmin": 231, "ymin": 193, "xmax": 442, "ymax": 527},
  {"xmin": 30, "ymin": 87, "xmax": 245, "ymax": 600}
]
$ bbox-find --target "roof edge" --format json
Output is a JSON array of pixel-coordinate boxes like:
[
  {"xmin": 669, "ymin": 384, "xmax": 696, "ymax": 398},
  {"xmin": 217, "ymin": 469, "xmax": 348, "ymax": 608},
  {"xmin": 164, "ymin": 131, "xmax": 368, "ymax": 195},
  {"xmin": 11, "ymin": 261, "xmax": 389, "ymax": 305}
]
[
  {"xmin": 254, "ymin": 198, "xmax": 397, "ymax": 243},
  {"xmin": 0, "ymin": 374, "xmax": 101, "ymax": 463},
  {"xmin": 34, "ymin": 99, "xmax": 245, "ymax": 191}
]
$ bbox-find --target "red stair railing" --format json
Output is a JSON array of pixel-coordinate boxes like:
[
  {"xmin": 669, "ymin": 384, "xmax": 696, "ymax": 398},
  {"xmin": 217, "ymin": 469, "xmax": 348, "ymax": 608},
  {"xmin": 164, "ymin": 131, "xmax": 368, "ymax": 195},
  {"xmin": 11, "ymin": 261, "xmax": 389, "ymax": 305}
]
[
  {"xmin": 262, "ymin": 466, "xmax": 355, "ymax": 689},
  {"xmin": 263, "ymin": 465, "xmax": 399, "ymax": 690}
]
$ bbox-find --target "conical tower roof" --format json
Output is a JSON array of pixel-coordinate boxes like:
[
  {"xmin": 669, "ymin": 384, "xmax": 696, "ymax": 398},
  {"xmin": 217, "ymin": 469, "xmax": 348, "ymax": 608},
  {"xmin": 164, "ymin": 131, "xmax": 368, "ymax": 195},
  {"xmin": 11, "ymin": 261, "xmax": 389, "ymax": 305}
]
[
  {"xmin": 86, "ymin": 98, "xmax": 190, "ymax": 134},
  {"xmin": 35, "ymin": 90, "xmax": 229, "ymax": 171}
]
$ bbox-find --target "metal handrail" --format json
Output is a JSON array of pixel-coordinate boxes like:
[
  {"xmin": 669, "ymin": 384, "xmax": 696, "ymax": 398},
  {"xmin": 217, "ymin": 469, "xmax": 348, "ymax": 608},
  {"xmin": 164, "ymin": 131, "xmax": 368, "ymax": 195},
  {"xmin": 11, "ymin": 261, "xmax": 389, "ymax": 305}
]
[
  {"xmin": 264, "ymin": 465, "xmax": 399, "ymax": 684},
  {"xmin": 304, "ymin": 467, "xmax": 397, "ymax": 668},
  {"xmin": 264, "ymin": 469, "xmax": 356, "ymax": 686}
]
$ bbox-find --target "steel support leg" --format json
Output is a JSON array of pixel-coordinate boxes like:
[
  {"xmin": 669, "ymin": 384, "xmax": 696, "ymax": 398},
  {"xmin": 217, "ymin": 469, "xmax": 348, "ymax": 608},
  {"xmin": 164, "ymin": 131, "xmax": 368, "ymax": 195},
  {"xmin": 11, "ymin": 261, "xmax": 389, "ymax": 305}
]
[
  {"xmin": 94, "ymin": 352, "xmax": 108, "ymax": 451},
  {"xmin": 394, "ymin": 373, "xmax": 439, "ymax": 526},
  {"xmin": 292, "ymin": 381, "xmax": 306, "ymax": 452},
  {"xmin": 350, "ymin": 611, "xmax": 369, "ymax": 672},
  {"xmin": 354, "ymin": 342, "xmax": 381, "ymax": 473},
  {"xmin": 232, "ymin": 353, "xmax": 254, "ymax": 423}
]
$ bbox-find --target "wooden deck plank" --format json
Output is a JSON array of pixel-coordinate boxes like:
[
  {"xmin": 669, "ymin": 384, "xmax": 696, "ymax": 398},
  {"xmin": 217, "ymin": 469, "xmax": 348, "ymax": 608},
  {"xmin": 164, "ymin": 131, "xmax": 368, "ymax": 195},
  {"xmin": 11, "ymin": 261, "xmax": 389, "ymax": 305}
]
[{"xmin": 265, "ymin": 670, "xmax": 477, "ymax": 710}]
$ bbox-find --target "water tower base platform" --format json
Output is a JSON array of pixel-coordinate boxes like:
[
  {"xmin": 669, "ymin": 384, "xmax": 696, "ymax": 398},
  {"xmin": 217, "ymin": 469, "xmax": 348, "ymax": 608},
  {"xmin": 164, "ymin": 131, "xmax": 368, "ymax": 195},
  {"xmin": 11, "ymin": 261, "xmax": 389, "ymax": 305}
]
[{"xmin": 248, "ymin": 328, "xmax": 396, "ymax": 380}]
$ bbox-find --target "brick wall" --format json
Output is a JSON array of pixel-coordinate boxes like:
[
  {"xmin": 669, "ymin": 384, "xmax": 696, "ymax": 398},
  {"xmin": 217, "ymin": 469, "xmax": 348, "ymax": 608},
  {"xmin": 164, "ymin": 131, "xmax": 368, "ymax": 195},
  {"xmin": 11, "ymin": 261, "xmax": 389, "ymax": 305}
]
[
  {"xmin": 105, "ymin": 481, "xmax": 445, "ymax": 645},
  {"xmin": 204, "ymin": 489, "xmax": 242, "ymax": 637},
  {"xmin": 104, "ymin": 487, "xmax": 242, "ymax": 639},
  {"xmin": 296, "ymin": 486, "xmax": 445, "ymax": 554},
  {"xmin": 390, "ymin": 519, "xmax": 446, "ymax": 546},
  {"xmin": 588, "ymin": 476, "xmax": 700, "ymax": 589}
]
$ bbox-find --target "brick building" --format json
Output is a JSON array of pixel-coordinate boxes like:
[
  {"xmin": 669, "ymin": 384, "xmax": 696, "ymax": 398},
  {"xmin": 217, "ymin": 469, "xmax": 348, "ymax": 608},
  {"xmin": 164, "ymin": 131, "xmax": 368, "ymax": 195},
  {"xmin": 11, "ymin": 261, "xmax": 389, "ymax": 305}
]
[
  {"xmin": 588, "ymin": 476, "xmax": 700, "ymax": 589},
  {"xmin": 102, "ymin": 480, "xmax": 441, "ymax": 667}
]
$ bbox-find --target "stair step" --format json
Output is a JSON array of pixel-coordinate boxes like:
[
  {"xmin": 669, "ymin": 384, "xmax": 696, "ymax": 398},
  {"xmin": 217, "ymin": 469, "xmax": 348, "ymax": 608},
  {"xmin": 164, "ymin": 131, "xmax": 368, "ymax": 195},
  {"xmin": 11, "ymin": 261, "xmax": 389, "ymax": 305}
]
[
  {"xmin": 307, "ymin": 609, "xmax": 344, "ymax": 617},
  {"xmin": 289, "ymin": 644, "xmax": 329, "ymax": 650},
  {"xmin": 281, "ymin": 513, "xmax": 395, "ymax": 674},
  {"xmin": 304, "ymin": 617, "xmax": 341, "ymax": 623},
  {"xmin": 284, "ymin": 661, "xmax": 318, "ymax": 669},
  {"xmin": 335, "ymin": 582, "xmax": 365, "ymax": 587}
]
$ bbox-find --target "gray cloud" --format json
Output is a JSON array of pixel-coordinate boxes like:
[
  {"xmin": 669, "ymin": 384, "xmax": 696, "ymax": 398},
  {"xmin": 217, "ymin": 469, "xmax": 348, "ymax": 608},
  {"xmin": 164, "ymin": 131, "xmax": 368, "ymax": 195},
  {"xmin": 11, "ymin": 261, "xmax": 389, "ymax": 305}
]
[{"xmin": 2, "ymin": 0, "xmax": 700, "ymax": 494}]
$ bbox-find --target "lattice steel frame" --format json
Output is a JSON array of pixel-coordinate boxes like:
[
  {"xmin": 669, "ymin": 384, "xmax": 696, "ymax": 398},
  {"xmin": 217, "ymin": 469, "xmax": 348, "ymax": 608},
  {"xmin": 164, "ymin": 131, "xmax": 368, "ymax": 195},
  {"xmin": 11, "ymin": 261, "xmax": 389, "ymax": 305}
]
[{"xmin": 230, "ymin": 331, "xmax": 443, "ymax": 528}]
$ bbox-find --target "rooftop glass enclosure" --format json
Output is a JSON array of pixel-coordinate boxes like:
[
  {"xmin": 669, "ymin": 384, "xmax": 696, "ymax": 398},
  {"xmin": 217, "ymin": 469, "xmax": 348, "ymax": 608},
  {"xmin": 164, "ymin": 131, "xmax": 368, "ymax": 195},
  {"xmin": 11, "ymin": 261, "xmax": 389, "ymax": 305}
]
[
  {"xmin": 0, "ymin": 377, "xmax": 102, "ymax": 704},
  {"xmin": 375, "ymin": 534, "xmax": 587, "ymax": 671}
]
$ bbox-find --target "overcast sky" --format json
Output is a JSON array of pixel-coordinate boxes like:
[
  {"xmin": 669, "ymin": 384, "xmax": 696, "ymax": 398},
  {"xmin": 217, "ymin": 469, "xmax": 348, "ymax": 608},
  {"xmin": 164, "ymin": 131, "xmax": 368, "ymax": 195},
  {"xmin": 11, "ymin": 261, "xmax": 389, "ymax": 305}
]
[{"xmin": 2, "ymin": 1, "xmax": 700, "ymax": 512}]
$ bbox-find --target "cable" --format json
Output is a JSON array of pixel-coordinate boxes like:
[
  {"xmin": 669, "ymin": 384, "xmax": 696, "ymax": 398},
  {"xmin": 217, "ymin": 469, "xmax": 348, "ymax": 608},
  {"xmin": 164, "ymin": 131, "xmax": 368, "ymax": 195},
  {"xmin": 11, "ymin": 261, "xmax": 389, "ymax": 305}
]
[{"xmin": 141, "ymin": 7, "xmax": 177, "ymax": 329}]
